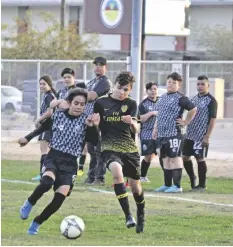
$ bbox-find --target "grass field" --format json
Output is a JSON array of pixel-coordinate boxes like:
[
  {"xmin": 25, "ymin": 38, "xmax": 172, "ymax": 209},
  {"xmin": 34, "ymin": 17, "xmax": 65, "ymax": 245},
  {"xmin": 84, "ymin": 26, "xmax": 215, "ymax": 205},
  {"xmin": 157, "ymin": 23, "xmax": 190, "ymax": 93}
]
[{"xmin": 1, "ymin": 160, "xmax": 233, "ymax": 246}]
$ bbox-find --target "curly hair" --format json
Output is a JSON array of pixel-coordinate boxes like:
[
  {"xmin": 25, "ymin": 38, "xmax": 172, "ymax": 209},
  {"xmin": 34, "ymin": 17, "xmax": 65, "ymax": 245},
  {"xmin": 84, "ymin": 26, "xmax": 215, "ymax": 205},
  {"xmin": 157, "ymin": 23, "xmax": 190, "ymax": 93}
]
[
  {"xmin": 114, "ymin": 71, "xmax": 136, "ymax": 86},
  {"xmin": 167, "ymin": 72, "xmax": 182, "ymax": 82}
]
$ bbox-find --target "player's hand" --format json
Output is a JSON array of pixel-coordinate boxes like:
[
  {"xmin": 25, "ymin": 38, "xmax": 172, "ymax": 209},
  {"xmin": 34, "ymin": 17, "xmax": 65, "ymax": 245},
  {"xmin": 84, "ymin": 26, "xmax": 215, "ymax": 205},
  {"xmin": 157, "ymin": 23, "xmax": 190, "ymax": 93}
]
[
  {"xmin": 152, "ymin": 128, "xmax": 158, "ymax": 140},
  {"xmin": 86, "ymin": 116, "xmax": 94, "ymax": 127},
  {"xmin": 121, "ymin": 115, "xmax": 133, "ymax": 125},
  {"xmin": 176, "ymin": 118, "xmax": 186, "ymax": 126},
  {"xmin": 59, "ymin": 99, "xmax": 69, "ymax": 109},
  {"xmin": 91, "ymin": 113, "xmax": 100, "ymax": 126},
  {"xmin": 50, "ymin": 99, "xmax": 60, "ymax": 109},
  {"xmin": 18, "ymin": 137, "xmax": 28, "ymax": 147},
  {"xmin": 34, "ymin": 119, "xmax": 41, "ymax": 128},
  {"xmin": 150, "ymin": 111, "xmax": 158, "ymax": 116},
  {"xmin": 202, "ymin": 135, "xmax": 209, "ymax": 147}
]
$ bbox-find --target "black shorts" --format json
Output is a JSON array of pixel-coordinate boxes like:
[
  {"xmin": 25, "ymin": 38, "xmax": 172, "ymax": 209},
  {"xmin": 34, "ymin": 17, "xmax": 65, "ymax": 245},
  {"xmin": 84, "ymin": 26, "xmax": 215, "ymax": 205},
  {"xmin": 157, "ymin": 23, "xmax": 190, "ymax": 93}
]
[
  {"xmin": 38, "ymin": 131, "xmax": 51, "ymax": 142},
  {"xmin": 159, "ymin": 135, "xmax": 184, "ymax": 158},
  {"xmin": 41, "ymin": 152, "xmax": 77, "ymax": 196},
  {"xmin": 101, "ymin": 151, "xmax": 140, "ymax": 180},
  {"xmin": 182, "ymin": 139, "xmax": 209, "ymax": 159},
  {"xmin": 140, "ymin": 139, "xmax": 159, "ymax": 156}
]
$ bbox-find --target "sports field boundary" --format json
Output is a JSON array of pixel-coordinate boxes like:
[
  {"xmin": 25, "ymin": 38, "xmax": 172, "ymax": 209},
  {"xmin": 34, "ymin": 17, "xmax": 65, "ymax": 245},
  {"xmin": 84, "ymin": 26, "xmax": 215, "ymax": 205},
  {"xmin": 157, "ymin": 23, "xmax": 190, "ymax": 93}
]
[{"xmin": 2, "ymin": 178, "xmax": 233, "ymax": 208}]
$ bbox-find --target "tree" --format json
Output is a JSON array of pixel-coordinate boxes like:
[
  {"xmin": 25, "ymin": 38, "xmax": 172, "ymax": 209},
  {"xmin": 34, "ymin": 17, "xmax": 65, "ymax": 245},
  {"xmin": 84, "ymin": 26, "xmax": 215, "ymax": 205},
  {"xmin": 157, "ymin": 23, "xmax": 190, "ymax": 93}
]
[
  {"xmin": 1, "ymin": 11, "xmax": 99, "ymax": 60},
  {"xmin": 191, "ymin": 23, "xmax": 233, "ymax": 60}
]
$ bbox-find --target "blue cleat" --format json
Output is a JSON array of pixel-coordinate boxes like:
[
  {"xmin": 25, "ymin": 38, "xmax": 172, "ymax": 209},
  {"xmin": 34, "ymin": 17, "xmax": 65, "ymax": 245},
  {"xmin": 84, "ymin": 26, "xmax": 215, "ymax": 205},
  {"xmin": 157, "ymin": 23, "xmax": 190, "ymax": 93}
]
[
  {"xmin": 20, "ymin": 200, "xmax": 33, "ymax": 220},
  {"xmin": 164, "ymin": 185, "xmax": 183, "ymax": 193},
  {"xmin": 27, "ymin": 220, "xmax": 40, "ymax": 235},
  {"xmin": 32, "ymin": 175, "xmax": 41, "ymax": 181},
  {"xmin": 155, "ymin": 185, "xmax": 170, "ymax": 192}
]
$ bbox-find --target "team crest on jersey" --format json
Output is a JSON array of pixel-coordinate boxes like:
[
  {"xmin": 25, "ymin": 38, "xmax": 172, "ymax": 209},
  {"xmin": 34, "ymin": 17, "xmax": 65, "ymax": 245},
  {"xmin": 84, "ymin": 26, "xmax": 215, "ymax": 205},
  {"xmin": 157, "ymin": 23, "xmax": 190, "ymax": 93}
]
[
  {"xmin": 149, "ymin": 106, "xmax": 153, "ymax": 111},
  {"xmin": 121, "ymin": 105, "xmax": 128, "ymax": 113}
]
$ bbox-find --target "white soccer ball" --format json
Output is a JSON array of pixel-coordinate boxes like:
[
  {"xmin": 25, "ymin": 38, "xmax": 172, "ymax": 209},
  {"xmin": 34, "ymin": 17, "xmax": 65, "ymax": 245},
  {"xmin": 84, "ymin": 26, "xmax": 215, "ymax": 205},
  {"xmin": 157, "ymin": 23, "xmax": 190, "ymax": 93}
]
[{"xmin": 60, "ymin": 215, "xmax": 85, "ymax": 239}]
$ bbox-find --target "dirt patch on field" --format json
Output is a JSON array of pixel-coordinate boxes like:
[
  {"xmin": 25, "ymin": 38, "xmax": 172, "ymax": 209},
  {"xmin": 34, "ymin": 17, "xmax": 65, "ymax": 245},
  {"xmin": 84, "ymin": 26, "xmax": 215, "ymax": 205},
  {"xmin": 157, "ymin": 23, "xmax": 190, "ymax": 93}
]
[{"xmin": 1, "ymin": 142, "xmax": 232, "ymax": 178}]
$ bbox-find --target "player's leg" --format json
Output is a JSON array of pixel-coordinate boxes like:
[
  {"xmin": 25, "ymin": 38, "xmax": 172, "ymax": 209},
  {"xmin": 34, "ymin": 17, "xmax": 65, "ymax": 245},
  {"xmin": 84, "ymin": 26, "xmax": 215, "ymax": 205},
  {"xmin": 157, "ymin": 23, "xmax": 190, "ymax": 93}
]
[
  {"xmin": 27, "ymin": 185, "xmax": 70, "ymax": 235},
  {"xmin": 140, "ymin": 154, "xmax": 153, "ymax": 182},
  {"xmin": 182, "ymin": 139, "xmax": 196, "ymax": 189},
  {"xmin": 107, "ymin": 153, "xmax": 135, "ymax": 228},
  {"xmin": 20, "ymin": 170, "xmax": 55, "ymax": 220},
  {"xmin": 84, "ymin": 142, "xmax": 96, "ymax": 184},
  {"xmin": 194, "ymin": 143, "xmax": 209, "ymax": 190},
  {"xmin": 78, "ymin": 144, "xmax": 88, "ymax": 176}
]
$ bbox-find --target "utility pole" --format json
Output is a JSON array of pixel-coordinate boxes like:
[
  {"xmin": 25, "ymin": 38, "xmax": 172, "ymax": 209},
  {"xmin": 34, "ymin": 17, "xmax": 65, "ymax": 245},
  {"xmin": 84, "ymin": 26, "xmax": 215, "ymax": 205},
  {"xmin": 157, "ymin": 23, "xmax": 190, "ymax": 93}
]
[
  {"xmin": 130, "ymin": 0, "xmax": 143, "ymax": 104},
  {"xmin": 60, "ymin": 0, "xmax": 66, "ymax": 31}
]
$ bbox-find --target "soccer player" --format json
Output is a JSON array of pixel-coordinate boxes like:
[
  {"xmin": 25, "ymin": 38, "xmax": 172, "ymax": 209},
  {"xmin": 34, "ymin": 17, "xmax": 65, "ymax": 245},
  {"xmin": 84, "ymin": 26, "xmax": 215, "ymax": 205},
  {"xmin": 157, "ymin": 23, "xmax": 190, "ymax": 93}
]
[
  {"xmin": 32, "ymin": 75, "xmax": 57, "ymax": 181},
  {"xmin": 94, "ymin": 71, "xmax": 145, "ymax": 233},
  {"xmin": 84, "ymin": 56, "xmax": 112, "ymax": 185},
  {"xmin": 183, "ymin": 75, "xmax": 218, "ymax": 190},
  {"xmin": 138, "ymin": 81, "xmax": 163, "ymax": 182},
  {"xmin": 153, "ymin": 72, "xmax": 197, "ymax": 193},
  {"xmin": 18, "ymin": 88, "xmax": 99, "ymax": 235}
]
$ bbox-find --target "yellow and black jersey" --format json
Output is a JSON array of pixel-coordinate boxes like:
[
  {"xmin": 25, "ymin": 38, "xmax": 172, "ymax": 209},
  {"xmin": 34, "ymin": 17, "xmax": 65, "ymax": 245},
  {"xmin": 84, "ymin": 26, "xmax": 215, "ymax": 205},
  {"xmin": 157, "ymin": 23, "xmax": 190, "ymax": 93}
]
[{"xmin": 94, "ymin": 94, "xmax": 139, "ymax": 153}]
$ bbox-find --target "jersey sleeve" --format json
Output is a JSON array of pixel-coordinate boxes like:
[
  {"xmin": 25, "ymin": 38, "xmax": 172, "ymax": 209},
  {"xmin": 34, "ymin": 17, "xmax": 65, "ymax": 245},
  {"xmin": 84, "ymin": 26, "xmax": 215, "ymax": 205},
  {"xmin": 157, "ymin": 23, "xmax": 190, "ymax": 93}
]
[
  {"xmin": 45, "ymin": 94, "xmax": 55, "ymax": 109},
  {"xmin": 208, "ymin": 98, "xmax": 218, "ymax": 118},
  {"xmin": 138, "ymin": 102, "xmax": 147, "ymax": 115},
  {"xmin": 94, "ymin": 100, "xmax": 105, "ymax": 125},
  {"xmin": 85, "ymin": 126, "xmax": 99, "ymax": 146},
  {"xmin": 179, "ymin": 96, "xmax": 196, "ymax": 111},
  {"xmin": 92, "ymin": 78, "xmax": 111, "ymax": 97},
  {"xmin": 129, "ymin": 100, "xmax": 138, "ymax": 120}
]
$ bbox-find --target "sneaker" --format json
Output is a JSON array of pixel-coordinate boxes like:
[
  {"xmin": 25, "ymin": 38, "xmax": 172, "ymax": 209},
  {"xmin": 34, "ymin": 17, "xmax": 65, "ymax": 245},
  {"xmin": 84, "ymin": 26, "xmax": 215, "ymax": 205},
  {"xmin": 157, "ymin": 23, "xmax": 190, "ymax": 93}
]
[
  {"xmin": 31, "ymin": 175, "xmax": 41, "ymax": 181},
  {"xmin": 125, "ymin": 215, "xmax": 136, "ymax": 228},
  {"xmin": 164, "ymin": 185, "xmax": 183, "ymax": 193},
  {"xmin": 77, "ymin": 170, "xmax": 84, "ymax": 177},
  {"xmin": 20, "ymin": 200, "xmax": 33, "ymax": 220},
  {"xmin": 140, "ymin": 177, "xmax": 150, "ymax": 183},
  {"xmin": 192, "ymin": 185, "xmax": 206, "ymax": 191},
  {"xmin": 27, "ymin": 220, "xmax": 40, "ymax": 235},
  {"xmin": 89, "ymin": 179, "xmax": 105, "ymax": 186},
  {"xmin": 136, "ymin": 213, "xmax": 145, "ymax": 233},
  {"xmin": 84, "ymin": 177, "xmax": 94, "ymax": 185},
  {"xmin": 155, "ymin": 185, "xmax": 170, "ymax": 192}
]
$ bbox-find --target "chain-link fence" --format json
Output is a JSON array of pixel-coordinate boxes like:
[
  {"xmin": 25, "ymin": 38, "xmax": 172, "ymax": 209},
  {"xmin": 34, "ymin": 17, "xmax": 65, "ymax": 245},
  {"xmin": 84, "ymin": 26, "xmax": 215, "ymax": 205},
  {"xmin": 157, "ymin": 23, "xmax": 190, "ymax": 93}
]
[{"xmin": 1, "ymin": 59, "xmax": 233, "ymax": 131}]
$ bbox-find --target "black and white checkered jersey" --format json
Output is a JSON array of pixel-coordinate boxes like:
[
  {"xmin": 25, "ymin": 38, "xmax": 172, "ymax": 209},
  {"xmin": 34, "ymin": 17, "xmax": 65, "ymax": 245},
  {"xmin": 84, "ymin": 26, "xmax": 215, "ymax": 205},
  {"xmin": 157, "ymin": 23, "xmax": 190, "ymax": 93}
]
[
  {"xmin": 84, "ymin": 75, "xmax": 111, "ymax": 115},
  {"xmin": 25, "ymin": 109, "xmax": 98, "ymax": 157},
  {"xmin": 157, "ymin": 92, "xmax": 195, "ymax": 138},
  {"xmin": 139, "ymin": 97, "xmax": 159, "ymax": 140},
  {"xmin": 186, "ymin": 93, "xmax": 217, "ymax": 142},
  {"xmin": 40, "ymin": 91, "xmax": 55, "ymax": 116},
  {"xmin": 57, "ymin": 83, "xmax": 86, "ymax": 100}
]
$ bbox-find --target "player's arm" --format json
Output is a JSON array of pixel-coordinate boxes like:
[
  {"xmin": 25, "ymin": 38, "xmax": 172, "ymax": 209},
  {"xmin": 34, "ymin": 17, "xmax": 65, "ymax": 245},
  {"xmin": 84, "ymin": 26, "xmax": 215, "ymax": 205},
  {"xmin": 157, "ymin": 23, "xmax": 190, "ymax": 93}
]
[
  {"xmin": 122, "ymin": 100, "xmax": 140, "ymax": 133},
  {"xmin": 18, "ymin": 118, "xmax": 52, "ymax": 147},
  {"xmin": 85, "ymin": 113, "xmax": 100, "ymax": 146},
  {"xmin": 152, "ymin": 120, "xmax": 158, "ymax": 140},
  {"xmin": 139, "ymin": 104, "xmax": 157, "ymax": 123},
  {"xmin": 203, "ymin": 99, "xmax": 218, "ymax": 145},
  {"xmin": 176, "ymin": 96, "xmax": 197, "ymax": 126},
  {"xmin": 88, "ymin": 78, "xmax": 111, "ymax": 101}
]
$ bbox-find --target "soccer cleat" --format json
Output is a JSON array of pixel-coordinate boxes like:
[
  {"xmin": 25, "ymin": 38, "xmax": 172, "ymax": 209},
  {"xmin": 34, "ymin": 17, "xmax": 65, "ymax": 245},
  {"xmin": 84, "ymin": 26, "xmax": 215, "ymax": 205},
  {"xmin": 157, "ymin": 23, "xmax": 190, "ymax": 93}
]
[
  {"xmin": 125, "ymin": 215, "xmax": 136, "ymax": 228},
  {"xmin": 20, "ymin": 200, "xmax": 33, "ymax": 220},
  {"xmin": 77, "ymin": 170, "xmax": 84, "ymax": 177},
  {"xmin": 89, "ymin": 179, "xmax": 105, "ymax": 186},
  {"xmin": 164, "ymin": 185, "xmax": 183, "ymax": 193},
  {"xmin": 140, "ymin": 177, "xmax": 150, "ymax": 183},
  {"xmin": 84, "ymin": 177, "xmax": 95, "ymax": 185},
  {"xmin": 31, "ymin": 175, "xmax": 41, "ymax": 181},
  {"xmin": 136, "ymin": 213, "xmax": 145, "ymax": 233},
  {"xmin": 27, "ymin": 220, "xmax": 40, "ymax": 235},
  {"xmin": 155, "ymin": 185, "xmax": 170, "ymax": 192},
  {"xmin": 192, "ymin": 185, "xmax": 206, "ymax": 191}
]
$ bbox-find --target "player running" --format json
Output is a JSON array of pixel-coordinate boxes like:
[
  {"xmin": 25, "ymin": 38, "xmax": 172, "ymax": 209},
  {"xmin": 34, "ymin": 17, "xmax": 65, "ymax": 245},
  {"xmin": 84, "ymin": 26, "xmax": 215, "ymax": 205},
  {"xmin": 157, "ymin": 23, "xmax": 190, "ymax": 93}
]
[
  {"xmin": 18, "ymin": 88, "xmax": 99, "ymax": 235},
  {"xmin": 183, "ymin": 75, "xmax": 218, "ymax": 190},
  {"xmin": 94, "ymin": 71, "xmax": 145, "ymax": 233}
]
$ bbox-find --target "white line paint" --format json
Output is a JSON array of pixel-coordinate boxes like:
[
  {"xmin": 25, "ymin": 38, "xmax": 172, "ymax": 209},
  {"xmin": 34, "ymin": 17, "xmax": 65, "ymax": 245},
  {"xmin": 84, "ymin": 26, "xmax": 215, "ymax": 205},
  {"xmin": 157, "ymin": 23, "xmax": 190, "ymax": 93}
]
[
  {"xmin": 2, "ymin": 178, "xmax": 233, "ymax": 208},
  {"xmin": 89, "ymin": 188, "xmax": 233, "ymax": 208}
]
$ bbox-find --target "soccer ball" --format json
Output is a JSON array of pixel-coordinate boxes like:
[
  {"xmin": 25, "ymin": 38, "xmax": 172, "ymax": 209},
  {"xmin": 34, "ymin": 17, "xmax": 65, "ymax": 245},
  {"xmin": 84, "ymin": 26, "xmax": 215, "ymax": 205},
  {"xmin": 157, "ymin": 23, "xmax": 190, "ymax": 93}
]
[{"xmin": 60, "ymin": 215, "xmax": 85, "ymax": 239}]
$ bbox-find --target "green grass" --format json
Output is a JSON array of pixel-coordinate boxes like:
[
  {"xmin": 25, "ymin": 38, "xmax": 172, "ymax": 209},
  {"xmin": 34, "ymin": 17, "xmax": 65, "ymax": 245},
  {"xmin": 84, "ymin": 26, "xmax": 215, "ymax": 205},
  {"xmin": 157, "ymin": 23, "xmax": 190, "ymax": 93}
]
[{"xmin": 1, "ymin": 160, "xmax": 233, "ymax": 246}]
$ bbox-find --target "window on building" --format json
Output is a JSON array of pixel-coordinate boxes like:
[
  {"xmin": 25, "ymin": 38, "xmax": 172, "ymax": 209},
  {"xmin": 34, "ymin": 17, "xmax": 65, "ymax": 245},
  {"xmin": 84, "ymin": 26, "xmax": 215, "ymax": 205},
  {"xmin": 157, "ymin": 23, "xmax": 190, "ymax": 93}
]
[
  {"xmin": 69, "ymin": 6, "xmax": 80, "ymax": 33},
  {"xmin": 18, "ymin": 6, "xmax": 29, "ymax": 34}
]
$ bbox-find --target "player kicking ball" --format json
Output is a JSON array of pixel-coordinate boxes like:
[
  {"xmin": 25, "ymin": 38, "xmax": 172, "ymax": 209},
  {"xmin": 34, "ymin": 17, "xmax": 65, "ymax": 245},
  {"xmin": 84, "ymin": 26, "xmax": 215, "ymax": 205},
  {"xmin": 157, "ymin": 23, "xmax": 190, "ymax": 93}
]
[
  {"xmin": 18, "ymin": 88, "xmax": 99, "ymax": 235},
  {"xmin": 94, "ymin": 71, "xmax": 145, "ymax": 233}
]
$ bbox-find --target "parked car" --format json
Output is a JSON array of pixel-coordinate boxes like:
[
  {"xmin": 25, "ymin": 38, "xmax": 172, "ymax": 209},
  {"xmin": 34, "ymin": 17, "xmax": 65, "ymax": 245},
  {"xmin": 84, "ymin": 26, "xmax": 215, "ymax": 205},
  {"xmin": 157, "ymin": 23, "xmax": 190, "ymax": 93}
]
[{"xmin": 1, "ymin": 85, "xmax": 22, "ymax": 114}]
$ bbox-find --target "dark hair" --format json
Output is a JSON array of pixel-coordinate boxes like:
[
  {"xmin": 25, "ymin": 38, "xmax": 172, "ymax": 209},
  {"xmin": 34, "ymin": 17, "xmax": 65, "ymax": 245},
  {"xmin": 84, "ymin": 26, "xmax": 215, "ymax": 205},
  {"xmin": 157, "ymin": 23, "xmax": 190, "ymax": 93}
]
[
  {"xmin": 114, "ymin": 71, "xmax": 136, "ymax": 86},
  {"xmin": 146, "ymin": 81, "xmax": 158, "ymax": 90},
  {"xmin": 39, "ymin": 75, "xmax": 57, "ymax": 96},
  {"xmin": 197, "ymin": 75, "xmax": 209, "ymax": 81},
  {"xmin": 167, "ymin": 72, "xmax": 182, "ymax": 82},
  {"xmin": 66, "ymin": 88, "xmax": 88, "ymax": 103},
  {"xmin": 61, "ymin": 68, "xmax": 75, "ymax": 77}
]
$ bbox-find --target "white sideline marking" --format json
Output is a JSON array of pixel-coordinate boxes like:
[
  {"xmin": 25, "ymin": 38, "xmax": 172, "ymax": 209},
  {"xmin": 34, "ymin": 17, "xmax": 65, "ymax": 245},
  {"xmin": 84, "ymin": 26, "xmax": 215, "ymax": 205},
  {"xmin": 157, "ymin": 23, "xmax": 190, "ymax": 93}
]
[
  {"xmin": 2, "ymin": 178, "xmax": 233, "ymax": 208},
  {"xmin": 89, "ymin": 188, "xmax": 233, "ymax": 208}
]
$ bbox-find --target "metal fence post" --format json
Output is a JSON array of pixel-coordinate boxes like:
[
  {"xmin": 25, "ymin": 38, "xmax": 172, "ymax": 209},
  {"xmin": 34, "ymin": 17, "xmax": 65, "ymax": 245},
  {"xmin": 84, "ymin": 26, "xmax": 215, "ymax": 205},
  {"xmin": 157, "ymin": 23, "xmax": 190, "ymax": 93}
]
[
  {"xmin": 83, "ymin": 62, "xmax": 87, "ymax": 84},
  {"xmin": 36, "ymin": 61, "xmax": 41, "ymax": 120},
  {"xmin": 185, "ymin": 63, "xmax": 190, "ymax": 97}
]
